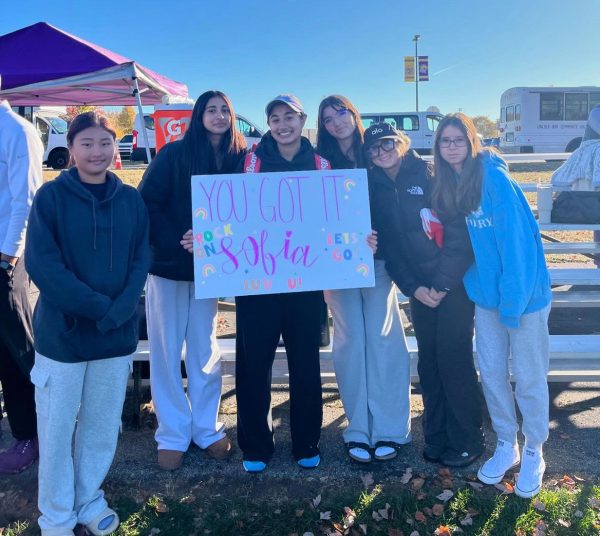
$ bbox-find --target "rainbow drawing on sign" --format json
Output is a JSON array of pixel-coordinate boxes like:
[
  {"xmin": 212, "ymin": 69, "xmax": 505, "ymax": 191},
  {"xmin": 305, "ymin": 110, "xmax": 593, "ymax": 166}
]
[
  {"xmin": 344, "ymin": 179, "xmax": 356, "ymax": 192},
  {"xmin": 202, "ymin": 264, "xmax": 216, "ymax": 277},
  {"xmin": 194, "ymin": 207, "xmax": 208, "ymax": 220},
  {"xmin": 356, "ymin": 263, "xmax": 369, "ymax": 277}
]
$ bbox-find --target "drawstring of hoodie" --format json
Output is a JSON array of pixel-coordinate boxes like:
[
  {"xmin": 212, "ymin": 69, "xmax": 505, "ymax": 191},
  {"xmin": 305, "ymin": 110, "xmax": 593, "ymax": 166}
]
[
  {"xmin": 109, "ymin": 202, "xmax": 114, "ymax": 271},
  {"xmin": 92, "ymin": 197, "xmax": 97, "ymax": 250}
]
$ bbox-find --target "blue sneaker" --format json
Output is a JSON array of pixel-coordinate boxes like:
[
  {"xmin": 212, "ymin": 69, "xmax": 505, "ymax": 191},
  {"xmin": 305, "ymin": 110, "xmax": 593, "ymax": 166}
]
[
  {"xmin": 242, "ymin": 460, "xmax": 267, "ymax": 473},
  {"xmin": 297, "ymin": 454, "xmax": 321, "ymax": 469}
]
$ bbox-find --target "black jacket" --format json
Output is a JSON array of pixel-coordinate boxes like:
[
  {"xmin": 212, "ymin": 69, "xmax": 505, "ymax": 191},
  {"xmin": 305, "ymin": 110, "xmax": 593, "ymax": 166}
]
[
  {"xmin": 138, "ymin": 140, "xmax": 245, "ymax": 281},
  {"xmin": 369, "ymin": 150, "xmax": 473, "ymax": 297},
  {"xmin": 25, "ymin": 169, "xmax": 150, "ymax": 363},
  {"xmin": 240, "ymin": 132, "xmax": 323, "ymax": 173}
]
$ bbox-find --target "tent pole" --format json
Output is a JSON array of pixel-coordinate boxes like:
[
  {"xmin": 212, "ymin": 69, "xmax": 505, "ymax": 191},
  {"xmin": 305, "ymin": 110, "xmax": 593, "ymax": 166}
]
[{"xmin": 132, "ymin": 76, "xmax": 152, "ymax": 164}]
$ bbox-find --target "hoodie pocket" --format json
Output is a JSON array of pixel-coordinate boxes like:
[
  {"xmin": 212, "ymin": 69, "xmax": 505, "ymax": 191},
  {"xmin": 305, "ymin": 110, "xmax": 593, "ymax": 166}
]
[{"xmin": 30, "ymin": 359, "xmax": 51, "ymax": 418}]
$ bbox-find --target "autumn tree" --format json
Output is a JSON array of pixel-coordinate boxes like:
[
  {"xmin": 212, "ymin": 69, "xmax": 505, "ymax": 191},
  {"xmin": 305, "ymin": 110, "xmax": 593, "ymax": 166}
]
[
  {"xmin": 62, "ymin": 105, "xmax": 99, "ymax": 123},
  {"xmin": 115, "ymin": 106, "xmax": 136, "ymax": 136},
  {"xmin": 472, "ymin": 115, "xmax": 499, "ymax": 138}
]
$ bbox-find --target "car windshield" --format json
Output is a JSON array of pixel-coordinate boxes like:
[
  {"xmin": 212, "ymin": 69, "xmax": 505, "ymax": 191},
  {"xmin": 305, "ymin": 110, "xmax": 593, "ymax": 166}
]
[
  {"xmin": 47, "ymin": 117, "xmax": 68, "ymax": 134},
  {"xmin": 121, "ymin": 135, "xmax": 133, "ymax": 142}
]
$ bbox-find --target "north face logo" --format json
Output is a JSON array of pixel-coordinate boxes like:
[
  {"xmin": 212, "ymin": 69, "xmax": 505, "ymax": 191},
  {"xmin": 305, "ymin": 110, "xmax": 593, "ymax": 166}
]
[{"xmin": 407, "ymin": 186, "xmax": 424, "ymax": 195}]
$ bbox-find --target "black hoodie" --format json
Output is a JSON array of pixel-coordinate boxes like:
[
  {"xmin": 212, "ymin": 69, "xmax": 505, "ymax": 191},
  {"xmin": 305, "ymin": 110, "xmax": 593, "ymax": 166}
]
[
  {"xmin": 369, "ymin": 150, "xmax": 473, "ymax": 297},
  {"xmin": 25, "ymin": 168, "xmax": 150, "ymax": 363}
]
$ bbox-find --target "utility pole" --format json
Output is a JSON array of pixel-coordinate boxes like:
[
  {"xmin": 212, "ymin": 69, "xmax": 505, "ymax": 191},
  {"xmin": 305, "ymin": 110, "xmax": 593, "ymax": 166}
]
[{"xmin": 413, "ymin": 34, "xmax": 420, "ymax": 112}]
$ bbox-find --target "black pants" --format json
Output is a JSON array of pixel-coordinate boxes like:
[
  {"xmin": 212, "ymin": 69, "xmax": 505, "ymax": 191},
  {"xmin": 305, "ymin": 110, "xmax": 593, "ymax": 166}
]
[
  {"xmin": 235, "ymin": 291, "xmax": 323, "ymax": 462},
  {"xmin": 0, "ymin": 260, "xmax": 37, "ymax": 440},
  {"xmin": 410, "ymin": 283, "xmax": 483, "ymax": 453}
]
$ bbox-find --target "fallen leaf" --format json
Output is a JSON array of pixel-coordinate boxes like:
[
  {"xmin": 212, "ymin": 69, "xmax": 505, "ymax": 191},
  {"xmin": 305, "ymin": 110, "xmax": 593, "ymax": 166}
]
[
  {"xmin": 574, "ymin": 475, "xmax": 586, "ymax": 482},
  {"xmin": 467, "ymin": 482, "xmax": 484, "ymax": 491},
  {"xmin": 460, "ymin": 514, "xmax": 473, "ymax": 526},
  {"xmin": 559, "ymin": 433, "xmax": 570, "ymax": 439},
  {"xmin": 434, "ymin": 525, "xmax": 451, "ymax": 535},
  {"xmin": 344, "ymin": 506, "xmax": 356, "ymax": 529},
  {"xmin": 411, "ymin": 478, "xmax": 425, "ymax": 491},
  {"xmin": 559, "ymin": 474, "xmax": 576, "ymax": 489},
  {"xmin": 180, "ymin": 495, "xmax": 196, "ymax": 504},
  {"xmin": 438, "ymin": 467, "xmax": 451, "ymax": 478},
  {"xmin": 312, "ymin": 494, "xmax": 322, "ymax": 509},
  {"xmin": 295, "ymin": 508, "xmax": 305, "ymax": 517},
  {"xmin": 557, "ymin": 519, "xmax": 571, "ymax": 528},
  {"xmin": 494, "ymin": 481, "xmax": 514, "ymax": 494},
  {"xmin": 414, "ymin": 511, "xmax": 426, "ymax": 523},
  {"xmin": 440, "ymin": 478, "xmax": 453, "ymax": 489},
  {"xmin": 303, "ymin": 533, "xmax": 315, "ymax": 536},
  {"xmin": 589, "ymin": 497, "xmax": 600, "ymax": 508},
  {"xmin": 400, "ymin": 467, "xmax": 413, "ymax": 484},
  {"xmin": 416, "ymin": 492, "xmax": 427, "ymax": 501},
  {"xmin": 372, "ymin": 511, "xmax": 382, "ymax": 522},
  {"xmin": 361, "ymin": 473, "xmax": 375, "ymax": 489},
  {"xmin": 423, "ymin": 507, "xmax": 433, "ymax": 517},
  {"xmin": 532, "ymin": 500, "xmax": 545, "ymax": 511},
  {"xmin": 155, "ymin": 500, "xmax": 169, "ymax": 513},
  {"xmin": 574, "ymin": 510, "xmax": 584, "ymax": 518},
  {"xmin": 359, "ymin": 524, "xmax": 368, "ymax": 534},
  {"xmin": 532, "ymin": 519, "xmax": 547, "ymax": 536},
  {"xmin": 432, "ymin": 504, "xmax": 445, "ymax": 517},
  {"xmin": 409, "ymin": 532, "xmax": 420, "ymax": 536},
  {"xmin": 436, "ymin": 490, "xmax": 454, "ymax": 502},
  {"xmin": 320, "ymin": 511, "xmax": 332, "ymax": 521},
  {"xmin": 387, "ymin": 529, "xmax": 404, "ymax": 536}
]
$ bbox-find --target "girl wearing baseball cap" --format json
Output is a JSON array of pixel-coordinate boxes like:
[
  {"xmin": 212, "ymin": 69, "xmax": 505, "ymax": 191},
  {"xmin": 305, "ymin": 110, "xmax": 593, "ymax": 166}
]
[
  {"xmin": 366, "ymin": 122, "xmax": 484, "ymax": 468},
  {"xmin": 316, "ymin": 97, "xmax": 412, "ymax": 464}
]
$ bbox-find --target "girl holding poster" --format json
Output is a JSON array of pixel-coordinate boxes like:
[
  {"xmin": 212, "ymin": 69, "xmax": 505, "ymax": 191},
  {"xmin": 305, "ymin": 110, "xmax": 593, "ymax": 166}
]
[
  {"xmin": 139, "ymin": 91, "xmax": 246, "ymax": 471},
  {"xmin": 366, "ymin": 122, "xmax": 485, "ymax": 468},
  {"xmin": 234, "ymin": 94, "xmax": 328, "ymax": 473},
  {"xmin": 316, "ymin": 96, "xmax": 411, "ymax": 463},
  {"xmin": 25, "ymin": 112, "xmax": 149, "ymax": 536},
  {"xmin": 433, "ymin": 113, "xmax": 551, "ymax": 498}
]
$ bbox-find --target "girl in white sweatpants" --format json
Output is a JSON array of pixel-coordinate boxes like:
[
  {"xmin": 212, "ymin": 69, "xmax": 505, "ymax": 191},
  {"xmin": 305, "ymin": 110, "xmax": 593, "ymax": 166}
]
[
  {"xmin": 25, "ymin": 112, "xmax": 149, "ymax": 535},
  {"xmin": 317, "ymin": 96, "xmax": 412, "ymax": 463}
]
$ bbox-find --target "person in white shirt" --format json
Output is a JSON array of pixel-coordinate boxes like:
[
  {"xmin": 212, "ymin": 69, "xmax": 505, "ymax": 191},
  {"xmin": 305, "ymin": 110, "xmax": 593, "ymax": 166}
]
[{"xmin": 0, "ymin": 100, "xmax": 43, "ymax": 474}]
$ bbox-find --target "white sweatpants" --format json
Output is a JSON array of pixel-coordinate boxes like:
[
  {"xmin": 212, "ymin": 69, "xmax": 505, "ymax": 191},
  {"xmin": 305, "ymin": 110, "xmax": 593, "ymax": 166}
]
[
  {"xmin": 475, "ymin": 304, "xmax": 551, "ymax": 450},
  {"xmin": 324, "ymin": 260, "xmax": 412, "ymax": 446},
  {"xmin": 146, "ymin": 275, "xmax": 224, "ymax": 451},
  {"xmin": 31, "ymin": 352, "xmax": 131, "ymax": 534}
]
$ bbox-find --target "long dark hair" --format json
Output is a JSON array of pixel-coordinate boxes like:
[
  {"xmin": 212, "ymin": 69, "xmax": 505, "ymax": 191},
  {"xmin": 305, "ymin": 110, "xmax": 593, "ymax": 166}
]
[
  {"xmin": 431, "ymin": 113, "xmax": 491, "ymax": 217},
  {"xmin": 316, "ymin": 95, "xmax": 365, "ymax": 168},
  {"xmin": 67, "ymin": 111, "xmax": 116, "ymax": 167},
  {"xmin": 181, "ymin": 90, "xmax": 246, "ymax": 175}
]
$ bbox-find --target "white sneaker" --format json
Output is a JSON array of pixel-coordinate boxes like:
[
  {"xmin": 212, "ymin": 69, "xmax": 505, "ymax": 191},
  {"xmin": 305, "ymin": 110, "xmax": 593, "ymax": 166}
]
[
  {"xmin": 477, "ymin": 439, "xmax": 520, "ymax": 485},
  {"xmin": 515, "ymin": 447, "xmax": 545, "ymax": 498}
]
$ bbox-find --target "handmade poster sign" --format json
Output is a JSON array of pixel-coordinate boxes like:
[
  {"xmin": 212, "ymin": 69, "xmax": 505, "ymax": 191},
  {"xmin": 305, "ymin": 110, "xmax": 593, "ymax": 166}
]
[{"xmin": 191, "ymin": 168, "xmax": 374, "ymax": 298}]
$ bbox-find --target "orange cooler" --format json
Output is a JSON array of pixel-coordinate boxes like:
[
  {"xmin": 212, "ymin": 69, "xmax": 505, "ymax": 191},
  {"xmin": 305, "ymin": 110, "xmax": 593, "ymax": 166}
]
[{"xmin": 153, "ymin": 104, "xmax": 193, "ymax": 153}]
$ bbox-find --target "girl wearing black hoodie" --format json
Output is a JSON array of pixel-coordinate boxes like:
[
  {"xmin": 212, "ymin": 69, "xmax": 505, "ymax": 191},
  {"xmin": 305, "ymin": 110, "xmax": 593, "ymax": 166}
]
[
  {"xmin": 138, "ymin": 91, "xmax": 246, "ymax": 471},
  {"xmin": 235, "ymin": 95, "xmax": 328, "ymax": 473},
  {"xmin": 25, "ymin": 112, "xmax": 149, "ymax": 536}
]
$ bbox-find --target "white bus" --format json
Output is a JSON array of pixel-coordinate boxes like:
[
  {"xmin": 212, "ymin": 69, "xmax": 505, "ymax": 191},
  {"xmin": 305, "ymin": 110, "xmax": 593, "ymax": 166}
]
[{"xmin": 499, "ymin": 86, "xmax": 600, "ymax": 153}]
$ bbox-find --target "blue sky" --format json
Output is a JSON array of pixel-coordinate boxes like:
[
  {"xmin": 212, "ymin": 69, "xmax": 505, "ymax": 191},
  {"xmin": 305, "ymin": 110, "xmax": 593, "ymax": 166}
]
[{"xmin": 4, "ymin": 0, "xmax": 599, "ymax": 129}]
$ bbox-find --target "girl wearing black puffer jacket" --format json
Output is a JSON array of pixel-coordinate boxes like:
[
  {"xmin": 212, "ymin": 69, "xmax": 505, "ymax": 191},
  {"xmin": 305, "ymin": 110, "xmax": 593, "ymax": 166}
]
[{"xmin": 366, "ymin": 122, "xmax": 484, "ymax": 468}]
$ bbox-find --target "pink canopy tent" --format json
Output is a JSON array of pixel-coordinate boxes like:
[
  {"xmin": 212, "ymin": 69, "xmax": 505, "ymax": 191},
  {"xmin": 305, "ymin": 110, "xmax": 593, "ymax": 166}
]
[{"xmin": 0, "ymin": 22, "xmax": 189, "ymax": 160}]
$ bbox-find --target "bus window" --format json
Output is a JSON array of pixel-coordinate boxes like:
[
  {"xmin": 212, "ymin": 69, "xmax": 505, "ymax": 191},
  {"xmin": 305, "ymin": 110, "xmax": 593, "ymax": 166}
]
[
  {"xmin": 236, "ymin": 117, "xmax": 259, "ymax": 138},
  {"xmin": 144, "ymin": 115, "xmax": 155, "ymax": 131},
  {"xmin": 427, "ymin": 115, "xmax": 440, "ymax": 132},
  {"xmin": 361, "ymin": 116, "xmax": 378, "ymax": 129},
  {"xmin": 565, "ymin": 93, "xmax": 588, "ymax": 121},
  {"xmin": 506, "ymin": 106, "xmax": 514, "ymax": 122},
  {"xmin": 506, "ymin": 132, "xmax": 514, "ymax": 142},
  {"xmin": 500, "ymin": 107, "xmax": 506, "ymax": 123},
  {"xmin": 398, "ymin": 115, "xmax": 419, "ymax": 131},
  {"xmin": 540, "ymin": 92, "xmax": 563, "ymax": 120},
  {"xmin": 590, "ymin": 93, "xmax": 600, "ymax": 112},
  {"xmin": 380, "ymin": 116, "xmax": 398, "ymax": 129},
  {"xmin": 515, "ymin": 104, "xmax": 521, "ymax": 121}
]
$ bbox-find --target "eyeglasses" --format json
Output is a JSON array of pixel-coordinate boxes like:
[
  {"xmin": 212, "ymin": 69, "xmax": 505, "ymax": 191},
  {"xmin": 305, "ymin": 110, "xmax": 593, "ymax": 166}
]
[
  {"xmin": 438, "ymin": 136, "xmax": 467, "ymax": 148},
  {"xmin": 367, "ymin": 138, "xmax": 397, "ymax": 157},
  {"xmin": 321, "ymin": 107, "xmax": 350, "ymax": 126}
]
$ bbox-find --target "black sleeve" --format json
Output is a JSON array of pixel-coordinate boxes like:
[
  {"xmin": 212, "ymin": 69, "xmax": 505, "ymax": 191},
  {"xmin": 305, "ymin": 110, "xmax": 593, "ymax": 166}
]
[
  {"xmin": 431, "ymin": 214, "xmax": 474, "ymax": 291},
  {"xmin": 137, "ymin": 146, "xmax": 181, "ymax": 246}
]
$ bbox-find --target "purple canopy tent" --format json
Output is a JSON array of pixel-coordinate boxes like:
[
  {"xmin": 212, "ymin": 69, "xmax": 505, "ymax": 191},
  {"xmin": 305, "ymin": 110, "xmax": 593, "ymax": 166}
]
[{"xmin": 0, "ymin": 22, "xmax": 189, "ymax": 162}]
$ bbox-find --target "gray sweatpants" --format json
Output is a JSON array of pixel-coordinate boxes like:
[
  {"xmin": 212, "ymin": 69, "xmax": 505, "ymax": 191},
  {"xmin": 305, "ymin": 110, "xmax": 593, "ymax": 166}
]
[
  {"xmin": 325, "ymin": 260, "xmax": 412, "ymax": 446},
  {"xmin": 30, "ymin": 352, "xmax": 131, "ymax": 534},
  {"xmin": 475, "ymin": 304, "xmax": 551, "ymax": 450}
]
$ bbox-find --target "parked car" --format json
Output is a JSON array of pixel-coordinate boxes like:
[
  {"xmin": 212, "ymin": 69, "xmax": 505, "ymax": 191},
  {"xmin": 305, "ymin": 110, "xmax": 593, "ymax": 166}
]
[
  {"xmin": 119, "ymin": 134, "xmax": 133, "ymax": 159},
  {"xmin": 482, "ymin": 137, "xmax": 501, "ymax": 148}
]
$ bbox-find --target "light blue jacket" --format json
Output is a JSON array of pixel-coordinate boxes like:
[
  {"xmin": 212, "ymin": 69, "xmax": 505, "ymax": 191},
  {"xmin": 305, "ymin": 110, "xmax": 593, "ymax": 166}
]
[{"xmin": 463, "ymin": 153, "xmax": 551, "ymax": 328}]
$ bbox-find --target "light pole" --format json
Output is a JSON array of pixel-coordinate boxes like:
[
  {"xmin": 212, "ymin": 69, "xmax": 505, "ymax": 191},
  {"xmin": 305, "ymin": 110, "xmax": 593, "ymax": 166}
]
[{"xmin": 413, "ymin": 34, "xmax": 420, "ymax": 112}]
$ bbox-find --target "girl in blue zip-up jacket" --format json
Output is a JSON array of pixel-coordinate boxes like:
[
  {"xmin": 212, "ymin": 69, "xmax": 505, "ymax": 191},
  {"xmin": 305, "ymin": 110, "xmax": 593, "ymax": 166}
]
[{"xmin": 432, "ymin": 113, "xmax": 551, "ymax": 499}]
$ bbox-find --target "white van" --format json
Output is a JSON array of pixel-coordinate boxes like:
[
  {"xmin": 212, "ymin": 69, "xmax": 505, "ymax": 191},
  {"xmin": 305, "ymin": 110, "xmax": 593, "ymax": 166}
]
[
  {"xmin": 131, "ymin": 111, "xmax": 263, "ymax": 162},
  {"xmin": 12, "ymin": 106, "xmax": 69, "ymax": 168},
  {"xmin": 360, "ymin": 111, "xmax": 443, "ymax": 154}
]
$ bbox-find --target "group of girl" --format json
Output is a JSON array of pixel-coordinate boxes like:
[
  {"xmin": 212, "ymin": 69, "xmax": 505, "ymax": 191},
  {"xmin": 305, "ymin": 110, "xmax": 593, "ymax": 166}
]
[{"xmin": 24, "ymin": 90, "xmax": 551, "ymax": 535}]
